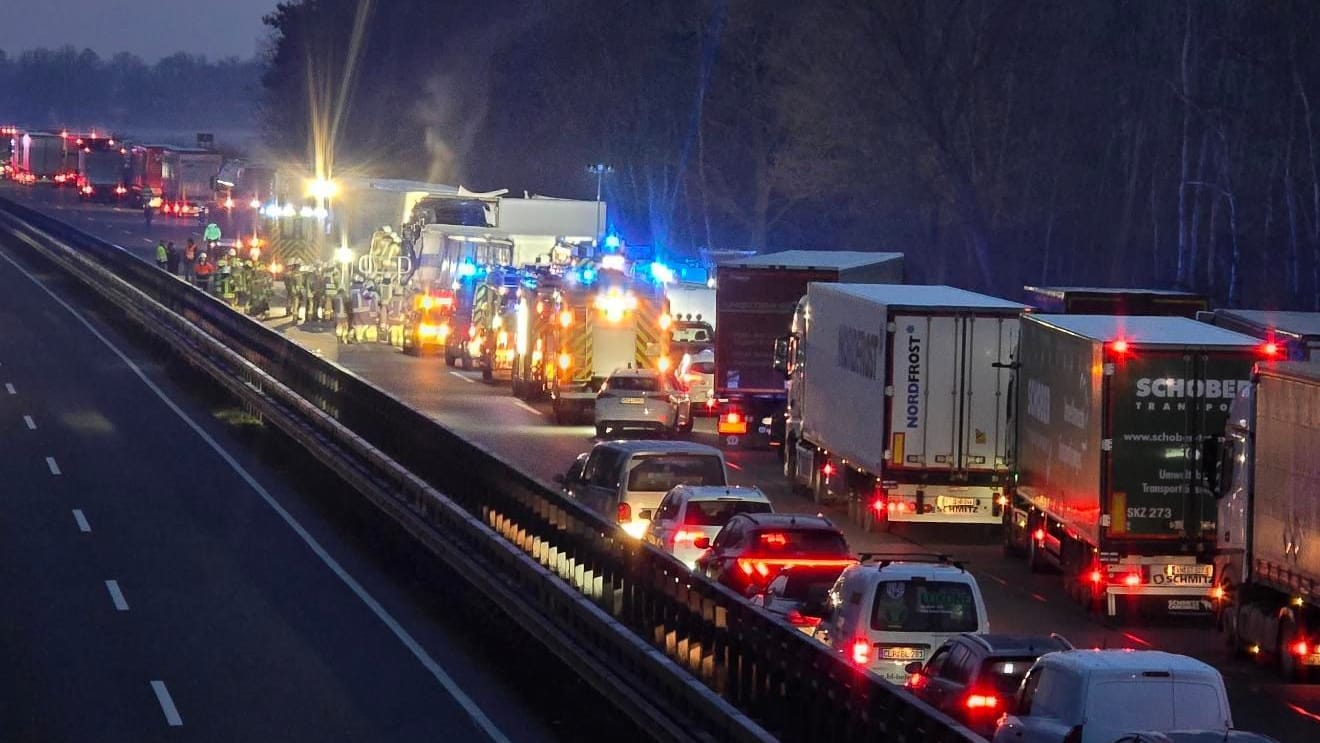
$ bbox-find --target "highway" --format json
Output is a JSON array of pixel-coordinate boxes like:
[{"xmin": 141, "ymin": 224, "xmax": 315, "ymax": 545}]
[
  {"xmin": 5, "ymin": 182, "xmax": 1320, "ymax": 742},
  {"xmin": 0, "ymin": 191, "xmax": 642, "ymax": 742}
]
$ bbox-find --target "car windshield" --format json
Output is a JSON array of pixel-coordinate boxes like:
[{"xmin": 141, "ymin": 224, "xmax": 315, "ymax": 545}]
[
  {"xmin": 869, "ymin": 580, "xmax": 978, "ymax": 633},
  {"xmin": 980, "ymin": 657, "xmax": 1039, "ymax": 695},
  {"xmin": 626, "ymin": 455, "xmax": 725, "ymax": 491},
  {"xmin": 682, "ymin": 498, "xmax": 771, "ymax": 526},
  {"xmin": 608, "ymin": 375, "xmax": 659, "ymax": 392},
  {"xmin": 752, "ymin": 528, "xmax": 848, "ymax": 556}
]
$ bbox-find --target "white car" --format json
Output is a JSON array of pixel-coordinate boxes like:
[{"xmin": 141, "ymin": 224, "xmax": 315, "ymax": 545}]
[
  {"xmin": 645, "ymin": 485, "xmax": 772, "ymax": 568},
  {"xmin": 595, "ymin": 368, "xmax": 691, "ymax": 438},
  {"xmin": 992, "ymin": 650, "xmax": 1233, "ymax": 743},
  {"xmin": 815, "ymin": 555, "xmax": 989, "ymax": 685},
  {"xmin": 678, "ymin": 348, "xmax": 715, "ymax": 408}
]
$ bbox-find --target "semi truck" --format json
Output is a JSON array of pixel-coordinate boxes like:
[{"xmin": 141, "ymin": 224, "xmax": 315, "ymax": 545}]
[
  {"xmin": 160, "ymin": 147, "xmax": 223, "ymax": 216},
  {"xmin": 1024, "ymin": 286, "xmax": 1209, "ymax": 317},
  {"xmin": 127, "ymin": 144, "xmax": 168, "ymax": 205},
  {"xmin": 1197, "ymin": 309, "xmax": 1320, "ymax": 362},
  {"xmin": 77, "ymin": 138, "xmax": 128, "ymax": 203},
  {"xmin": 13, "ymin": 131, "xmax": 67, "ymax": 183},
  {"xmin": 713, "ymin": 250, "xmax": 904, "ymax": 449},
  {"xmin": 1209, "ymin": 361, "xmax": 1320, "ymax": 681},
  {"xmin": 1006, "ymin": 314, "xmax": 1273, "ymax": 617},
  {"xmin": 777, "ymin": 284, "xmax": 1026, "ymax": 528}
]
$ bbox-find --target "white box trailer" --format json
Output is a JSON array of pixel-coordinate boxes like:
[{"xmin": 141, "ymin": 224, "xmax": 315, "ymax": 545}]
[
  {"xmin": 781, "ymin": 284, "xmax": 1026, "ymax": 526},
  {"xmin": 497, "ymin": 196, "xmax": 603, "ymax": 267}
]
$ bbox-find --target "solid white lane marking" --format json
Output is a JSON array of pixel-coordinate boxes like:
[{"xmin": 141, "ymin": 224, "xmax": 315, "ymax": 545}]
[
  {"xmin": 46, "ymin": 456, "xmax": 62, "ymax": 475},
  {"xmin": 449, "ymin": 371, "xmax": 476, "ymax": 384},
  {"xmin": 72, "ymin": 509, "xmax": 91, "ymax": 532},
  {"xmin": 4, "ymin": 382, "xmax": 14, "ymax": 394},
  {"xmin": 513, "ymin": 400, "xmax": 542, "ymax": 416},
  {"xmin": 24, "ymin": 415, "xmax": 36, "ymax": 429},
  {"xmin": 0, "ymin": 244, "xmax": 512, "ymax": 743},
  {"xmin": 105, "ymin": 580, "xmax": 130, "ymax": 611},
  {"xmin": 150, "ymin": 680, "xmax": 183, "ymax": 726}
]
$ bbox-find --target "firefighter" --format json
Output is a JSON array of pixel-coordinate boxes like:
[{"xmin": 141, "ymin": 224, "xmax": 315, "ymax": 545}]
[
  {"xmin": 155, "ymin": 240, "xmax": 168, "ymax": 270},
  {"xmin": 195, "ymin": 253, "xmax": 214, "ymax": 292},
  {"xmin": 285, "ymin": 260, "xmax": 304, "ymax": 321},
  {"xmin": 249, "ymin": 263, "xmax": 272, "ymax": 318}
]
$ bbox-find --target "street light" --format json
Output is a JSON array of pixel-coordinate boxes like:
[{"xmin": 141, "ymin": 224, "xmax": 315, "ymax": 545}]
[
  {"xmin": 307, "ymin": 177, "xmax": 338, "ymax": 200},
  {"xmin": 586, "ymin": 163, "xmax": 612, "ymax": 244}
]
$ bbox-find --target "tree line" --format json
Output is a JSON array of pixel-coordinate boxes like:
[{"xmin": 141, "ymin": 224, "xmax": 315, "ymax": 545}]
[
  {"xmin": 261, "ymin": 2, "xmax": 1320, "ymax": 308},
  {"xmin": 0, "ymin": 46, "xmax": 262, "ymax": 133}
]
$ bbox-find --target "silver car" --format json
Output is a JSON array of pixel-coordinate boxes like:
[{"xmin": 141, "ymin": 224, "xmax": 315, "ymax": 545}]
[
  {"xmin": 645, "ymin": 485, "xmax": 772, "ymax": 568},
  {"xmin": 595, "ymin": 368, "xmax": 691, "ymax": 438},
  {"xmin": 678, "ymin": 348, "xmax": 715, "ymax": 409}
]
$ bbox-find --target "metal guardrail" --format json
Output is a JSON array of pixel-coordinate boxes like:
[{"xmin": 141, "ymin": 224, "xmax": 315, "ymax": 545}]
[{"xmin": 0, "ymin": 195, "xmax": 984, "ymax": 743}]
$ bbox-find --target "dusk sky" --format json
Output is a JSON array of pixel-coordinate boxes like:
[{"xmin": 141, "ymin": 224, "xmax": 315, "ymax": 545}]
[{"xmin": 0, "ymin": 0, "xmax": 280, "ymax": 62}]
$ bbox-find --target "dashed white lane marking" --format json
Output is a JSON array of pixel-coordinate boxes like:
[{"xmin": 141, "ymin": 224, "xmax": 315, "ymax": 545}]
[
  {"xmin": 46, "ymin": 456, "xmax": 62, "ymax": 475},
  {"xmin": 24, "ymin": 415, "xmax": 36, "ymax": 429},
  {"xmin": 513, "ymin": 400, "xmax": 543, "ymax": 416},
  {"xmin": 984, "ymin": 573, "xmax": 1008, "ymax": 586},
  {"xmin": 449, "ymin": 371, "xmax": 476, "ymax": 384},
  {"xmin": 150, "ymin": 681, "xmax": 183, "ymax": 726},
  {"xmin": 105, "ymin": 580, "xmax": 130, "ymax": 611},
  {"xmin": 4, "ymin": 382, "xmax": 14, "ymax": 394},
  {"xmin": 0, "ymin": 241, "xmax": 512, "ymax": 743},
  {"xmin": 72, "ymin": 509, "xmax": 91, "ymax": 532}
]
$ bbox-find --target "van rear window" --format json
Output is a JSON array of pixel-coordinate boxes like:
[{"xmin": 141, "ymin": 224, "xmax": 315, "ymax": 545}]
[
  {"xmin": 627, "ymin": 455, "xmax": 725, "ymax": 492},
  {"xmin": 869, "ymin": 581, "xmax": 978, "ymax": 633}
]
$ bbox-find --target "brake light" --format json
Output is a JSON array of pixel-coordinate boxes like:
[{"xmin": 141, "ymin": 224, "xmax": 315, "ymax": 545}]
[
  {"xmin": 736, "ymin": 559, "xmax": 771, "ymax": 577},
  {"xmin": 906, "ymin": 671, "xmax": 928, "ymax": 689},
  {"xmin": 1110, "ymin": 339, "xmax": 1129, "ymax": 354},
  {"xmin": 851, "ymin": 639, "xmax": 871, "ymax": 665},
  {"xmin": 1262, "ymin": 341, "xmax": 1280, "ymax": 358},
  {"xmin": 785, "ymin": 609, "xmax": 820, "ymax": 627},
  {"xmin": 672, "ymin": 529, "xmax": 699, "ymax": 545},
  {"xmin": 1034, "ymin": 528, "xmax": 1045, "ymax": 542},
  {"xmin": 759, "ymin": 532, "xmax": 788, "ymax": 548},
  {"xmin": 870, "ymin": 497, "xmax": 887, "ymax": 515},
  {"xmin": 617, "ymin": 502, "xmax": 631, "ymax": 522},
  {"xmin": 966, "ymin": 693, "xmax": 999, "ymax": 710},
  {"xmin": 1293, "ymin": 641, "xmax": 1310, "ymax": 656},
  {"xmin": 1122, "ymin": 572, "xmax": 1142, "ymax": 587},
  {"xmin": 822, "ymin": 462, "xmax": 836, "ymax": 477},
  {"xmin": 1089, "ymin": 569, "xmax": 1103, "ymax": 584}
]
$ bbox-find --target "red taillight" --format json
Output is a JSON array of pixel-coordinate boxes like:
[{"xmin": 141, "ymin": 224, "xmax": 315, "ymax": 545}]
[
  {"xmin": 906, "ymin": 671, "xmax": 928, "ymax": 689},
  {"xmin": 870, "ymin": 497, "xmax": 886, "ymax": 515},
  {"xmin": 1089, "ymin": 569, "xmax": 1103, "ymax": 584},
  {"xmin": 851, "ymin": 639, "xmax": 871, "ymax": 665},
  {"xmin": 786, "ymin": 609, "xmax": 820, "ymax": 627},
  {"xmin": 1293, "ymin": 641, "xmax": 1310, "ymax": 656},
  {"xmin": 1122, "ymin": 572, "xmax": 1142, "ymax": 587},
  {"xmin": 966, "ymin": 693, "xmax": 999, "ymax": 710},
  {"xmin": 705, "ymin": 398, "xmax": 717, "ymax": 411},
  {"xmin": 736, "ymin": 559, "xmax": 771, "ymax": 577},
  {"xmin": 759, "ymin": 532, "xmax": 788, "ymax": 548},
  {"xmin": 1263, "ymin": 341, "xmax": 1280, "ymax": 357},
  {"xmin": 822, "ymin": 461, "xmax": 836, "ymax": 477},
  {"xmin": 1033, "ymin": 527, "xmax": 1046, "ymax": 541},
  {"xmin": 616, "ymin": 502, "xmax": 632, "ymax": 522},
  {"xmin": 672, "ymin": 529, "xmax": 699, "ymax": 545},
  {"xmin": 1110, "ymin": 339, "xmax": 1130, "ymax": 354}
]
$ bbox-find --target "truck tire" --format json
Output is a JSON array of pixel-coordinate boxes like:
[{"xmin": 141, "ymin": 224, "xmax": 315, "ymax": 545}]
[
  {"xmin": 445, "ymin": 353, "xmax": 457, "ymax": 367},
  {"xmin": 482, "ymin": 366, "xmax": 493, "ymax": 383},
  {"xmin": 1279, "ymin": 621, "xmax": 1310, "ymax": 683},
  {"xmin": 1027, "ymin": 532, "xmax": 1048, "ymax": 574}
]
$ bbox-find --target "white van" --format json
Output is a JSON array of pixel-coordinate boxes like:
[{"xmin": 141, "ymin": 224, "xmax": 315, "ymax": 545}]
[
  {"xmin": 557, "ymin": 440, "xmax": 728, "ymax": 539},
  {"xmin": 815, "ymin": 555, "xmax": 989, "ymax": 685},
  {"xmin": 992, "ymin": 650, "xmax": 1233, "ymax": 743}
]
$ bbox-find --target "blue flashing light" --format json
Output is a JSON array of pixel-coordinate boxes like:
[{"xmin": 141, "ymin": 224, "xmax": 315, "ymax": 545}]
[
  {"xmin": 603, "ymin": 234, "xmax": 621, "ymax": 250},
  {"xmin": 458, "ymin": 262, "xmax": 477, "ymax": 278},
  {"xmin": 580, "ymin": 267, "xmax": 597, "ymax": 284},
  {"xmin": 649, "ymin": 262, "xmax": 674, "ymax": 284}
]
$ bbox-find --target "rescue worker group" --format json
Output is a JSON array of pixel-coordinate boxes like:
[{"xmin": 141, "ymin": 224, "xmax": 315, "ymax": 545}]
[{"xmin": 149, "ymin": 222, "xmax": 390, "ymax": 344}]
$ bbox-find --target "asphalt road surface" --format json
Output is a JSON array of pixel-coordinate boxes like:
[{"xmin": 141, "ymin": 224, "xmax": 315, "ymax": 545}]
[
  {"xmin": 7, "ymin": 182, "xmax": 1320, "ymax": 742},
  {"xmin": 0, "ymin": 192, "xmax": 642, "ymax": 742}
]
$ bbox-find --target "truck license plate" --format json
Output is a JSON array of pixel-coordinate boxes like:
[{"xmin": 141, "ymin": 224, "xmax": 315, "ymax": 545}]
[
  {"xmin": 621, "ymin": 397, "xmax": 644, "ymax": 405},
  {"xmin": 879, "ymin": 646, "xmax": 924, "ymax": 661},
  {"xmin": 945, "ymin": 497, "xmax": 976, "ymax": 508},
  {"xmin": 1164, "ymin": 564, "xmax": 1212, "ymax": 576}
]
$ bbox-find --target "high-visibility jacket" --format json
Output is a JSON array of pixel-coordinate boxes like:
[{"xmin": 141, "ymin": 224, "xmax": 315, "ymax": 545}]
[{"xmin": 156, "ymin": 244, "xmax": 167, "ymax": 263}]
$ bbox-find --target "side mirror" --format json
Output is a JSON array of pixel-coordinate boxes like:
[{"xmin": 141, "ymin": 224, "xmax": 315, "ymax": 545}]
[
  {"xmin": 772, "ymin": 336, "xmax": 791, "ymax": 377},
  {"xmin": 693, "ymin": 536, "xmax": 711, "ymax": 550},
  {"xmin": 904, "ymin": 661, "xmax": 923, "ymax": 675}
]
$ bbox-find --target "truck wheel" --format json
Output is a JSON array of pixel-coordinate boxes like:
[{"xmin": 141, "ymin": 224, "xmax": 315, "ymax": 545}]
[
  {"xmin": 1027, "ymin": 533, "xmax": 1048, "ymax": 574},
  {"xmin": 511, "ymin": 379, "xmax": 525, "ymax": 399},
  {"xmin": 445, "ymin": 353, "xmax": 457, "ymax": 367},
  {"xmin": 482, "ymin": 367, "xmax": 493, "ymax": 383}
]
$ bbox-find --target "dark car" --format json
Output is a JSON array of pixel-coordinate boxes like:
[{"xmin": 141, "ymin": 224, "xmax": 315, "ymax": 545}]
[
  {"xmin": 904, "ymin": 633, "xmax": 1073, "ymax": 737},
  {"xmin": 694, "ymin": 513, "xmax": 854, "ymax": 595},
  {"xmin": 749, "ymin": 564, "xmax": 847, "ymax": 633}
]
